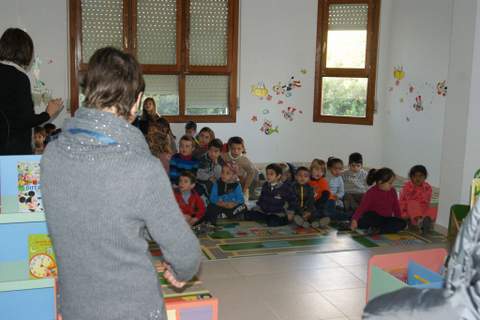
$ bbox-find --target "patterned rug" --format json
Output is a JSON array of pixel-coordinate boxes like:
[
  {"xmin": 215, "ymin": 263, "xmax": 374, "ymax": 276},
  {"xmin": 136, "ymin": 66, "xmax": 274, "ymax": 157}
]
[
  {"xmin": 149, "ymin": 218, "xmax": 447, "ymax": 260},
  {"xmin": 197, "ymin": 220, "xmax": 365, "ymax": 260}
]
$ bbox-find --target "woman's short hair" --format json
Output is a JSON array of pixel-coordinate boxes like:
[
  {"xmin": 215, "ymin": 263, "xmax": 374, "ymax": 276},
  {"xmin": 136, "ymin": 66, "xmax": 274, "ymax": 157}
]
[
  {"xmin": 80, "ymin": 47, "xmax": 145, "ymax": 118},
  {"xmin": 0, "ymin": 28, "xmax": 34, "ymax": 67}
]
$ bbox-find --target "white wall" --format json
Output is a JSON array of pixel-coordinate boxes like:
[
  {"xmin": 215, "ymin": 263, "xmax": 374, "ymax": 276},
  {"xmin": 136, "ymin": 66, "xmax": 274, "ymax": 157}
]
[
  {"xmin": 381, "ymin": 0, "xmax": 452, "ymax": 187},
  {"xmin": 0, "ymin": 0, "xmax": 69, "ymax": 127},
  {"xmin": 171, "ymin": 0, "xmax": 389, "ymax": 168},
  {"xmin": 437, "ymin": 0, "xmax": 478, "ymax": 227}
]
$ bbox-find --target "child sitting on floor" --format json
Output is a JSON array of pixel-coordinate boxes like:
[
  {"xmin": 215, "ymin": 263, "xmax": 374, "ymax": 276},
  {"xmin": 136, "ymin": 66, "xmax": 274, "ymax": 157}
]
[
  {"xmin": 222, "ymin": 136, "xmax": 258, "ymax": 202},
  {"xmin": 33, "ymin": 126, "xmax": 47, "ymax": 154},
  {"xmin": 193, "ymin": 127, "xmax": 215, "ymax": 159},
  {"xmin": 308, "ymin": 160, "xmax": 330, "ymax": 208},
  {"xmin": 326, "ymin": 157, "xmax": 345, "ymax": 207},
  {"xmin": 351, "ymin": 168, "xmax": 406, "ymax": 234},
  {"xmin": 196, "ymin": 138, "xmax": 225, "ymax": 195},
  {"xmin": 204, "ymin": 164, "xmax": 247, "ymax": 225},
  {"xmin": 169, "ymin": 135, "xmax": 199, "ymax": 186},
  {"xmin": 342, "ymin": 152, "xmax": 368, "ymax": 212},
  {"xmin": 174, "ymin": 172, "xmax": 206, "ymax": 226},
  {"xmin": 399, "ymin": 165, "xmax": 433, "ymax": 233},
  {"xmin": 245, "ymin": 163, "xmax": 297, "ymax": 227},
  {"xmin": 293, "ymin": 167, "xmax": 330, "ymax": 229}
]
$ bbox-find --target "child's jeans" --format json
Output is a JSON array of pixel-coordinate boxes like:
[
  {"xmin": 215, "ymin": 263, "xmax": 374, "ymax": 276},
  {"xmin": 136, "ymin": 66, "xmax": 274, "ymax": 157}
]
[
  {"xmin": 315, "ymin": 191, "xmax": 352, "ymax": 221},
  {"xmin": 343, "ymin": 193, "xmax": 364, "ymax": 213},
  {"xmin": 245, "ymin": 208, "xmax": 289, "ymax": 227},
  {"xmin": 204, "ymin": 203, "xmax": 247, "ymax": 225},
  {"xmin": 358, "ymin": 211, "xmax": 407, "ymax": 234}
]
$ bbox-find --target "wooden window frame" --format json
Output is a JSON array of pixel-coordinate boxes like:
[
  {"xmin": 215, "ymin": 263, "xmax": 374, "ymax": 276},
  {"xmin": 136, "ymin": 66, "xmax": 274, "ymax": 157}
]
[
  {"xmin": 313, "ymin": 0, "xmax": 380, "ymax": 125},
  {"xmin": 69, "ymin": 0, "xmax": 239, "ymax": 123}
]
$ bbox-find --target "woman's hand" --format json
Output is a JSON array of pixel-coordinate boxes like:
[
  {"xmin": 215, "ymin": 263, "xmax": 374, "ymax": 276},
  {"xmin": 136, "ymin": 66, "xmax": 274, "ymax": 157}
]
[
  {"xmin": 46, "ymin": 98, "xmax": 64, "ymax": 117},
  {"xmin": 163, "ymin": 263, "xmax": 186, "ymax": 289},
  {"xmin": 350, "ymin": 219, "xmax": 358, "ymax": 231}
]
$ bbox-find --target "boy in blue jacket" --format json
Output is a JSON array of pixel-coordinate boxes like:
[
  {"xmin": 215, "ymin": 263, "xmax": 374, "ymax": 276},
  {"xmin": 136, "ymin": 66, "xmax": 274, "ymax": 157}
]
[
  {"xmin": 204, "ymin": 164, "xmax": 247, "ymax": 225},
  {"xmin": 246, "ymin": 163, "xmax": 298, "ymax": 227}
]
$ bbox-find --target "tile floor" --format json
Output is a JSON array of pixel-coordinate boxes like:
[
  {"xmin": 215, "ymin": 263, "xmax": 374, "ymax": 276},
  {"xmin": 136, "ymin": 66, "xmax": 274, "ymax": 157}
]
[{"xmin": 197, "ymin": 250, "xmax": 372, "ymax": 320}]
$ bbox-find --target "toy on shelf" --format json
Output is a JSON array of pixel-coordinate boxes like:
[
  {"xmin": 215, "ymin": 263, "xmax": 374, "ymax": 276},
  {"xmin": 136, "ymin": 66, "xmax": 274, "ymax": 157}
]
[{"xmin": 366, "ymin": 248, "xmax": 448, "ymax": 301}]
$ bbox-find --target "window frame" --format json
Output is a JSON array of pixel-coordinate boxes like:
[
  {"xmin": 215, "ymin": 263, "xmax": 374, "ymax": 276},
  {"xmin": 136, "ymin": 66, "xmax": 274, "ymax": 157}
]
[
  {"xmin": 69, "ymin": 0, "xmax": 239, "ymax": 123},
  {"xmin": 313, "ymin": 0, "xmax": 380, "ymax": 125}
]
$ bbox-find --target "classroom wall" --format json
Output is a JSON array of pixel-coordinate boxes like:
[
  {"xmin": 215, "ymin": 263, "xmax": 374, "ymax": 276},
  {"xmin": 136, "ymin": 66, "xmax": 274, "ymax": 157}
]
[
  {"xmin": 438, "ymin": 0, "xmax": 480, "ymax": 227},
  {"xmin": 380, "ymin": 0, "xmax": 453, "ymax": 187},
  {"xmin": 170, "ymin": 0, "xmax": 390, "ymax": 168},
  {"xmin": 0, "ymin": 0, "xmax": 69, "ymax": 127}
]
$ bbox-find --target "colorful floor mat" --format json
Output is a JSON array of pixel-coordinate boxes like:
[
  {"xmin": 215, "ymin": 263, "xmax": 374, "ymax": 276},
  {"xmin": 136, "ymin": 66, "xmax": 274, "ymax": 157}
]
[
  {"xmin": 149, "ymin": 220, "xmax": 447, "ymax": 260},
  {"xmin": 352, "ymin": 231, "xmax": 432, "ymax": 248},
  {"xmin": 197, "ymin": 221, "xmax": 365, "ymax": 260}
]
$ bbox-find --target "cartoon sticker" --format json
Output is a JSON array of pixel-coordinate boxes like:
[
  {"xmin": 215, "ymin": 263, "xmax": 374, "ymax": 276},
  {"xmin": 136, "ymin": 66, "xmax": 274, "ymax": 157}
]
[
  {"xmin": 251, "ymin": 82, "xmax": 269, "ymax": 98},
  {"xmin": 413, "ymin": 96, "xmax": 423, "ymax": 112},
  {"xmin": 436, "ymin": 80, "xmax": 447, "ymax": 96},
  {"xmin": 281, "ymin": 106, "xmax": 298, "ymax": 121},
  {"xmin": 260, "ymin": 120, "xmax": 279, "ymax": 135},
  {"xmin": 272, "ymin": 82, "xmax": 285, "ymax": 95},
  {"xmin": 393, "ymin": 66, "xmax": 405, "ymax": 86},
  {"xmin": 251, "ymin": 115, "xmax": 258, "ymax": 122}
]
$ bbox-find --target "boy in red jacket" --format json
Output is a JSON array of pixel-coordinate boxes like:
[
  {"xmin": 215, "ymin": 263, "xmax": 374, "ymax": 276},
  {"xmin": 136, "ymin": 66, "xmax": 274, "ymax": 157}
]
[{"xmin": 174, "ymin": 172, "xmax": 206, "ymax": 226}]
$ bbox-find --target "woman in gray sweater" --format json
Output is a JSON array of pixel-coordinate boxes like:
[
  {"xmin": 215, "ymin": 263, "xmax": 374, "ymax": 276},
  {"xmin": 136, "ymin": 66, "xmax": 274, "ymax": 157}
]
[{"xmin": 41, "ymin": 47, "xmax": 201, "ymax": 320}]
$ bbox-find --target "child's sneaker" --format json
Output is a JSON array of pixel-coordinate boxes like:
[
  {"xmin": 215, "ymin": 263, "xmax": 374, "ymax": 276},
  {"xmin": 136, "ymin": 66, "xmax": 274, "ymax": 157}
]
[
  {"xmin": 367, "ymin": 226, "xmax": 381, "ymax": 236},
  {"xmin": 312, "ymin": 217, "xmax": 330, "ymax": 229},
  {"xmin": 294, "ymin": 215, "xmax": 305, "ymax": 227},
  {"xmin": 420, "ymin": 217, "xmax": 433, "ymax": 235}
]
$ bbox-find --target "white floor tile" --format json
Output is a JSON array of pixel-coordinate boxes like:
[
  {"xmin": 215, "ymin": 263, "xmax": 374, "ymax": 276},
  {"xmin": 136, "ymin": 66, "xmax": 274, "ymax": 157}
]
[
  {"xmin": 243, "ymin": 272, "xmax": 317, "ymax": 296},
  {"xmin": 198, "ymin": 260, "xmax": 240, "ymax": 280},
  {"xmin": 229, "ymin": 253, "xmax": 339, "ymax": 276},
  {"xmin": 327, "ymin": 251, "xmax": 372, "ymax": 267},
  {"xmin": 321, "ymin": 288, "xmax": 367, "ymax": 318},
  {"xmin": 264, "ymin": 292, "xmax": 344, "ymax": 320},
  {"xmin": 344, "ymin": 264, "xmax": 368, "ymax": 283}
]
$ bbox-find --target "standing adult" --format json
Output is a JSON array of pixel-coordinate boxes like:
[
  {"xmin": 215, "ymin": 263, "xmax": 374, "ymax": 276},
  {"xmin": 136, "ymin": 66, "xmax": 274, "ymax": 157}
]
[
  {"xmin": 41, "ymin": 47, "xmax": 201, "ymax": 320},
  {"xmin": 0, "ymin": 28, "xmax": 63, "ymax": 155}
]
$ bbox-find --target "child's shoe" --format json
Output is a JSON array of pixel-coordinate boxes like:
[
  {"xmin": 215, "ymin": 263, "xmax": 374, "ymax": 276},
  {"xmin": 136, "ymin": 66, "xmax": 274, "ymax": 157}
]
[
  {"xmin": 294, "ymin": 215, "xmax": 310, "ymax": 228},
  {"xmin": 312, "ymin": 217, "xmax": 330, "ymax": 229},
  {"xmin": 420, "ymin": 217, "xmax": 433, "ymax": 235},
  {"xmin": 367, "ymin": 226, "xmax": 381, "ymax": 236}
]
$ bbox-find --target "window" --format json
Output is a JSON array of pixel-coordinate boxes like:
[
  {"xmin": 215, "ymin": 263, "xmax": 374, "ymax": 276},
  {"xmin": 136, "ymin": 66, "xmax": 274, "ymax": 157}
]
[
  {"xmin": 313, "ymin": 0, "xmax": 380, "ymax": 125},
  {"xmin": 69, "ymin": 0, "xmax": 239, "ymax": 122}
]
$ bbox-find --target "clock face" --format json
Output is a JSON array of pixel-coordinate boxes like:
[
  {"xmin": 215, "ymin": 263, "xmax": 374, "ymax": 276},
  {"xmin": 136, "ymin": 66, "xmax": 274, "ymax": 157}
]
[{"xmin": 29, "ymin": 254, "xmax": 57, "ymax": 279}]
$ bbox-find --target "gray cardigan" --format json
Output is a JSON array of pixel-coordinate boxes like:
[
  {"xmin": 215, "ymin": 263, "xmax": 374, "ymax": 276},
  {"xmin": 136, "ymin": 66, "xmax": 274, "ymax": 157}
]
[{"xmin": 41, "ymin": 107, "xmax": 201, "ymax": 320}]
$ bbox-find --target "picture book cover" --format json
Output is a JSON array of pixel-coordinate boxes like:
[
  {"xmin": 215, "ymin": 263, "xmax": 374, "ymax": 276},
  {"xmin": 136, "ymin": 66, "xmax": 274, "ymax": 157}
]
[
  {"xmin": 0, "ymin": 155, "xmax": 43, "ymax": 214},
  {"xmin": 28, "ymin": 234, "xmax": 57, "ymax": 279},
  {"xmin": 17, "ymin": 161, "xmax": 44, "ymax": 212}
]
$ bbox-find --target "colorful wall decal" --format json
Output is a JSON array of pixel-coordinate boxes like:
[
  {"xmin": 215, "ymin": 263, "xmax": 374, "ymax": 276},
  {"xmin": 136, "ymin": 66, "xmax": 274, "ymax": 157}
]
[
  {"xmin": 393, "ymin": 66, "xmax": 405, "ymax": 86},
  {"xmin": 277, "ymin": 100, "xmax": 284, "ymax": 104},
  {"xmin": 413, "ymin": 96, "xmax": 423, "ymax": 112},
  {"xmin": 260, "ymin": 120, "xmax": 279, "ymax": 135},
  {"xmin": 251, "ymin": 115, "xmax": 258, "ymax": 122},
  {"xmin": 281, "ymin": 106, "xmax": 299, "ymax": 121},
  {"xmin": 436, "ymin": 81, "xmax": 447, "ymax": 96},
  {"xmin": 300, "ymin": 69, "xmax": 307, "ymax": 74},
  {"xmin": 272, "ymin": 82, "xmax": 285, "ymax": 95},
  {"xmin": 31, "ymin": 56, "xmax": 52, "ymax": 106},
  {"xmin": 262, "ymin": 108, "xmax": 270, "ymax": 115},
  {"xmin": 251, "ymin": 82, "xmax": 269, "ymax": 98}
]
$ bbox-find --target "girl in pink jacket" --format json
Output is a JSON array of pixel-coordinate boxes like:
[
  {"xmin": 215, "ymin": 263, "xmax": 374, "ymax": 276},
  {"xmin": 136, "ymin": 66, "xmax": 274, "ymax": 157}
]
[{"xmin": 399, "ymin": 165, "xmax": 433, "ymax": 230}]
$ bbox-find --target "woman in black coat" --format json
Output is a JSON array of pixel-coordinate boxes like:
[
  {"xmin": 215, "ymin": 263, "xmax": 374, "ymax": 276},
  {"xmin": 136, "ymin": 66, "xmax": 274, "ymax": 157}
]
[{"xmin": 0, "ymin": 28, "xmax": 63, "ymax": 155}]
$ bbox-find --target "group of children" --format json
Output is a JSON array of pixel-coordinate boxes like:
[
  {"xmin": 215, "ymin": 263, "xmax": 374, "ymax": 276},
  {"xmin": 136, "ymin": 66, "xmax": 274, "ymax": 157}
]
[{"xmin": 136, "ymin": 98, "xmax": 434, "ymax": 235}]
